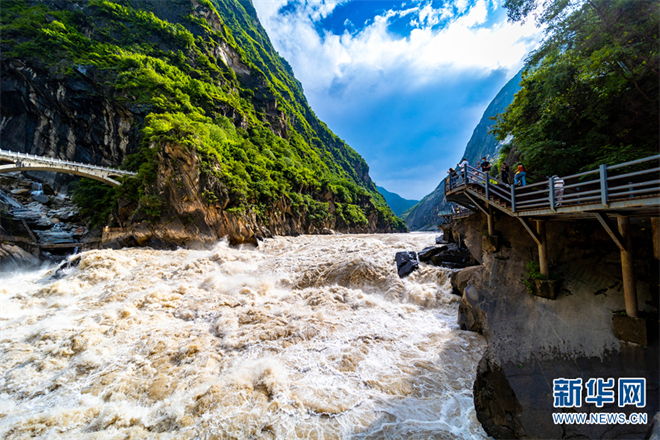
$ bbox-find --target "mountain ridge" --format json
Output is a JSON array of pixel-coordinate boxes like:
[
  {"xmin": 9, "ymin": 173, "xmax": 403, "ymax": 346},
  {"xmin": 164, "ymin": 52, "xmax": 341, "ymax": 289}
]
[
  {"xmin": 404, "ymin": 70, "xmax": 523, "ymax": 230},
  {"xmin": 376, "ymin": 186, "xmax": 418, "ymax": 217}
]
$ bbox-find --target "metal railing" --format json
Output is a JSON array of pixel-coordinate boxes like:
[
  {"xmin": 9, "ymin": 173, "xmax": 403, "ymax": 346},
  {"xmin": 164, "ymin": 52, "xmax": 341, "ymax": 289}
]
[
  {"xmin": 0, "ymin": 149, "xmax": 137, "ymax": 176},
  {"xmin": 446, "ymin": 154, "xmax": 660, "ymax": 214},
  {"xmin": 437, "ymin": 206, "xmax": 474, "ymax": 223}
]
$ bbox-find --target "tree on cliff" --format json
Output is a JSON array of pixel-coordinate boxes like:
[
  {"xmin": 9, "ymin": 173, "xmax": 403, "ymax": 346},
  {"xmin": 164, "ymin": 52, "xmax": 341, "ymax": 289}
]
[{"xmin": 493, "ymin": 0, "xmax": 659, "ymax": 177}]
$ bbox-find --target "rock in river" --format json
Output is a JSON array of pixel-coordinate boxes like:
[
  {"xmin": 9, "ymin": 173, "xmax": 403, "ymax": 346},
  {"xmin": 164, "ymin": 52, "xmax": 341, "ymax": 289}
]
[
  {"xmin": 395, "ymin": 251, "xmax": 418, "ymax": 278},
  {"xmin": 418, "ymin": 245, "xmax": 448, "ymax": 262}
]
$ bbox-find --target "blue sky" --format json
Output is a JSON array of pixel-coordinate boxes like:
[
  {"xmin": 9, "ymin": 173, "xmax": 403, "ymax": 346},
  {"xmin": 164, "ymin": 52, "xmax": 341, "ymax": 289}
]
[{"xmin": 252, "ymin": 0, "xmax": 542, "ymax": 199}]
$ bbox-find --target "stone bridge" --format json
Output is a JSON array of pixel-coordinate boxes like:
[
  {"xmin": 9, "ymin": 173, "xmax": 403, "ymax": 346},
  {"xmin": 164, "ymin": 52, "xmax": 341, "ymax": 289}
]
[{"xmin": 0, "ymin": 149, "xmax": 137, "ymax": 186}]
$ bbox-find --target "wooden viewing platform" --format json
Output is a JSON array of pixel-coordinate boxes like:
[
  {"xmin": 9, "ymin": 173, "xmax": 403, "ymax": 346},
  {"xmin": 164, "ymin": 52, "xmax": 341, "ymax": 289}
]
[{"xmin": 445, "ymin": 154, "xmax": 660, "ymax": 320}]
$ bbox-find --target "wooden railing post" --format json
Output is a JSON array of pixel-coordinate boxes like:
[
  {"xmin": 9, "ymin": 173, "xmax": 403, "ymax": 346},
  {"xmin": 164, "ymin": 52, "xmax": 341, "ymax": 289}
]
[
  {"xmin": 618, "ymin": 216, "xmax": 638, "ymax": 317},
  {"xmin": 537, "ymin": 220, "xmax": 549, "ymax": 278},
  {"xmin": 462, "ymin": 165, "xmax": 467, "ymax": 186},
  {"xmin": 599, "ymin": 163, "xmax": 608, "ymax": 206}
]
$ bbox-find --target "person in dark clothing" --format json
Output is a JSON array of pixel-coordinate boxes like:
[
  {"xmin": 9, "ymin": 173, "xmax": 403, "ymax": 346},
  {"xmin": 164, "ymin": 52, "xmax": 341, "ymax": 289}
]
[
  {"xmin": 479, "ymin": 157, "xmax": 491, "ymax": 173},
  {"xmin": 500, "ymin": 163, "xmax": 509, "ymax": 182}
]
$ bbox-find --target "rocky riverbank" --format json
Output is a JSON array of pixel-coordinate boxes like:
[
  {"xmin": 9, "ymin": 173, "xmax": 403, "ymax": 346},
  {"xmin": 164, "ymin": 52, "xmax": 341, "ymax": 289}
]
[
  {"xmin": 445, "ymin": 212, "xmax": 659, "ymax": 438},
  {"xmin": 0, "ymin": 172, "xmax": 93, "ymax": 270}
]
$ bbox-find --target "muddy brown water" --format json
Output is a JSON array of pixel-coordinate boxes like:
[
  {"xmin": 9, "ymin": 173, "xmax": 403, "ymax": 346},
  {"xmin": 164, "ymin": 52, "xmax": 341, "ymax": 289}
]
[{"xmin": 0, "ymin": 233, "xmax": 488, "ymax": 439}]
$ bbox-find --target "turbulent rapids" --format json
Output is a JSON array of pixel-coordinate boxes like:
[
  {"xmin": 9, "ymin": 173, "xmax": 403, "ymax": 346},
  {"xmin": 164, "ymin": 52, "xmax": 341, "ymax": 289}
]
[{"xmin": 0, "ymin": 233, "xmax": 487, "ymax": 439}]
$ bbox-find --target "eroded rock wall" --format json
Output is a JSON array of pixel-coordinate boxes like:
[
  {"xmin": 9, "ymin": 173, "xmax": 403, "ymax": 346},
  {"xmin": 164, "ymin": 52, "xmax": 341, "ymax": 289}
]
[{"xmin": 449, "ymin": 212, "xmax": 659, "ymax": 439}]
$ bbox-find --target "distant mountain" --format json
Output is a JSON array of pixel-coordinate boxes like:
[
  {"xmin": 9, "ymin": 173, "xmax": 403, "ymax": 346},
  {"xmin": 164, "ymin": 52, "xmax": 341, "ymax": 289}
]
[
  {"xmin": 376, "ymin": 186, "xmax": 418, "ymax": 217},
  {"xmin": 404, "ymin": 70, "xmax": 523, "ymax": 230}
]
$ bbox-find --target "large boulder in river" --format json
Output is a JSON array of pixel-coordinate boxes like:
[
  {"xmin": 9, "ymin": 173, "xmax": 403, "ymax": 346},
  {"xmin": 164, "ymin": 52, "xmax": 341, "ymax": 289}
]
[
  {"xmin": 429, "ymin": 243, "xmax": 478, "ymax": 268},
  {"xmin": 418, "ymin": 245, "xmax": 448, "ymax": 262},
  {"xmin": 395, "ymin": 251, "xmax": 418, "ymax": 278}
]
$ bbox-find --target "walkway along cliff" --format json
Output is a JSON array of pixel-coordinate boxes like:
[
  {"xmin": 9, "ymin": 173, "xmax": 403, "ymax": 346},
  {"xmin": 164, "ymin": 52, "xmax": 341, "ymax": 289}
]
[{"xmin": 443, "ymin": 155, "xmax": 659, "ymax": 438}]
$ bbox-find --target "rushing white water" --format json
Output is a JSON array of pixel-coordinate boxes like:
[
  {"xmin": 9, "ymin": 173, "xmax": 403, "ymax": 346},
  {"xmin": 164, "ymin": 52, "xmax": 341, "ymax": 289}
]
[{"xmin": 0, "ymin": 233, "xmax": 488, "ymax": 439}]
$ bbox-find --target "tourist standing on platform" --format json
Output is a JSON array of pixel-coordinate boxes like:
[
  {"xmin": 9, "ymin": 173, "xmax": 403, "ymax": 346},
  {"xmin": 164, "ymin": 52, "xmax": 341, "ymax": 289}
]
[
  {"xmin": 479, "ymin": 157, "xmax": 491, "ymax": 173},
  {"xmin": 500, "ymin": 163, "xmax": 509, "ymax": 182},
  {"xmin": 514, "ymin": 164, "xmax": 527, "ymax": 186}
]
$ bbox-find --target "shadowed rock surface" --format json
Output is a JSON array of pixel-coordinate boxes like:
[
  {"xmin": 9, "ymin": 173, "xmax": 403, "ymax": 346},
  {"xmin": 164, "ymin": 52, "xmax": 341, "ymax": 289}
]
[{"xmin": 448, "ymin": 212, "xmax": 659, "ymax": 439}]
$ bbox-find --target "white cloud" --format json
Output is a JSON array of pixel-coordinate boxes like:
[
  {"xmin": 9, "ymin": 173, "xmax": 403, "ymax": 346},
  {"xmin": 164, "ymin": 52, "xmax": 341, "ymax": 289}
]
[
  {"xmin": 253, "ymin": 0, "xmax": 541, "ymax": 96},
  {"xmin": 250, "ymin": 0, "xmax": 543, "ymax": 198}
]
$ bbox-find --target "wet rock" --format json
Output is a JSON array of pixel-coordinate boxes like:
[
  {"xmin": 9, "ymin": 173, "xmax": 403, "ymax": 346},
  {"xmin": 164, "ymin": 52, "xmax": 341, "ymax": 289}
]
[
  {"xmin": 0, "ymin": 243, "xmax": 38, "ymax": 269},
  {"xmin": 10, "ymin": 188, "xmax": 30, "ymax": 196},
  {"xmin": 418, "ymin": 245, "xmax": 447, "ymax": 262},
  {"xmin": 51, "ymin": 193, "xmax": 68, "ymax": 206},
  {"xmin": 321, "ymin": 228, "xmax": 335, "ymax": 235},
  {"xmin": 458, "ymin": 284, "xmax": 486, "ymax": 333},
  {"xmin": 0, "ymin": 190, "xmax": 22, "ymax": 209},
  {"xmin": 435, "ymin": 236, "xmax": 447, "ymax": 244},
  {"xmin": 429, "ymin": 244, "xmax": 478, "ymax": 268},
  {"xmin": 395, "ymin": 251, "xmax": 418, "ymax": 278},
  {"xmin": 103, "ymin": 234, "xmax": 139, "ymax": 249},
  {"xmin": 452, "ymin": 213, "xmax": 659, "ymax": 439},
  {"xmin": 49, "ymin": 255, "xmax": 82, "ymax": 280},
  {"xmin": 11, "ymin": 207, "xmax": 42, "ymax": 222},
  {"xmin": 31, "ymin": 194, "xmax": 50, "ymax": 204},
  {"xmin": 450, "ymin": 265, "xmax": 485, "ymax": 297},
  {"xmin": 35, "ymin": 230, "xmax": 74, "ymax": 244},
  {"xmin": 473, "ymin": 353, "xmax": 526, "ymax": 439}
]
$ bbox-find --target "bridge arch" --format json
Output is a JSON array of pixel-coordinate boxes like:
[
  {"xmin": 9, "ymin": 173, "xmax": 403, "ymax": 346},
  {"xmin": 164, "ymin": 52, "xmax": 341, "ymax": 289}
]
[{"xmin": 0, "ymin": 149, "xmax": 136, "ymax": 186}]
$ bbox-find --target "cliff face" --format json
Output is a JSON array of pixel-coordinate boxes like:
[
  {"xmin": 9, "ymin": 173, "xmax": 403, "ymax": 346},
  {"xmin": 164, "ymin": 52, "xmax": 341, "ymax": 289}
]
[
  {"xmin": 446, "ymin": 213, "xmax": 658, "ymax": 438},
  {"xmin": 404, "ymin": 71, "xmax": 522, "ymax": 230},
  {"xmin": 1, "ymin": 60, "xmax": 141, "ymax": 189},
  {"xmin": 0, "ymin": 0, "xmax": 405, "ymax": 245},
  {"xmin": 108, "ymin": 142, "xmax": 402, "ymax": 247}
]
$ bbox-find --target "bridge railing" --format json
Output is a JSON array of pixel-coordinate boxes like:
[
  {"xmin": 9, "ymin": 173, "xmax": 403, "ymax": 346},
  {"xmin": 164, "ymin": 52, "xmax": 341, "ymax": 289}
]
[
  {"xmin": 0, "ymin": 149, "xmax": 136, "ymax": 176},
  {"xmin": 446, "ymin": 154, "xmax": 660, "ymax": 213}
]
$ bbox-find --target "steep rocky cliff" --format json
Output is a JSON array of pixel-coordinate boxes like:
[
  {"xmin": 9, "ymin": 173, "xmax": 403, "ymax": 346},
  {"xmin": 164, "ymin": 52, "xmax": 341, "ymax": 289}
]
[
  {"xmin": 404, "ymin": 71, "xmax": 522, "ymax": 230},
  {"xmin": 446, "ymin": 213, "xmax": 658, "ymax": 438},
  {"xmin": 1, "ymin": 0, "xmax": 405, "ymax": 246}
]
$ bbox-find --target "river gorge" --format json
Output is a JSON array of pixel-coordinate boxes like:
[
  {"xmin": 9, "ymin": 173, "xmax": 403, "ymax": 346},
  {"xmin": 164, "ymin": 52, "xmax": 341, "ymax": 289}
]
[{"xmin": 0, "ymin": 233, "xmax": 488, "ymax": 439}]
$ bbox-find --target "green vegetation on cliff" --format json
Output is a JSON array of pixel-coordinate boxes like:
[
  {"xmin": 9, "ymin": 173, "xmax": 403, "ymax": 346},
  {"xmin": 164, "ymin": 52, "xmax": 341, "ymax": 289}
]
[
  {"xmin": 494, "ymin": 0, "xmax": 659, "ymax": 177},
  {"xmin": 1, "ymin": 0, "xmax": 405, "ymax": 231}
]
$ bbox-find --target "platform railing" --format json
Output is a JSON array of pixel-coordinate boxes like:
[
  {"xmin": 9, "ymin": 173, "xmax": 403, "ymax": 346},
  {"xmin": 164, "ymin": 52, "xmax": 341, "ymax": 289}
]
[{"xmin": 446, "ymin": 154, "xmax": 660, "ymax": 214}]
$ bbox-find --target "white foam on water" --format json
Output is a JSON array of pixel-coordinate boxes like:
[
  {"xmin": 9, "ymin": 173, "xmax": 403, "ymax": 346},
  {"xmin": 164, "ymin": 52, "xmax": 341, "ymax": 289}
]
[{"xmin": 0, "ymin": 233, "xmax": 488, "ymax": 439}]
